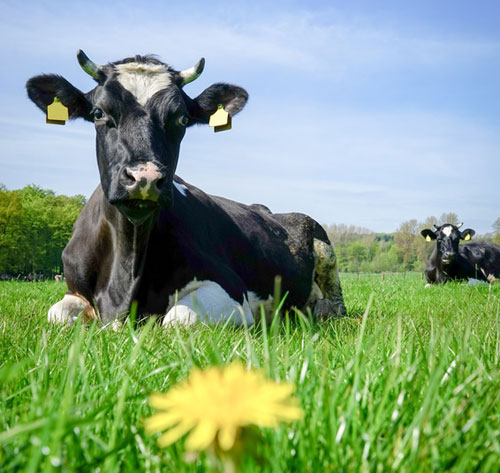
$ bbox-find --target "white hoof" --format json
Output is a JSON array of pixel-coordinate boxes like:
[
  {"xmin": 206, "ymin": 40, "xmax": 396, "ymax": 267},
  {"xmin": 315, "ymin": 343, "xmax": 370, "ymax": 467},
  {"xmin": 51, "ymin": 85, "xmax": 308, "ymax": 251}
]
[{"xmin": 47, "ymin": 294, "xmax": 88, "ymax": 326}]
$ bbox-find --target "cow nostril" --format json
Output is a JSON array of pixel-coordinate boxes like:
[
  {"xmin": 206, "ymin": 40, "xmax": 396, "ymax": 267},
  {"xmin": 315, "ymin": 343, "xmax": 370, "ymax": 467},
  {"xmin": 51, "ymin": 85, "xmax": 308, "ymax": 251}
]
[{"xmin": 123, "ymin": 168, "xmax": 137, "ymax": 186}]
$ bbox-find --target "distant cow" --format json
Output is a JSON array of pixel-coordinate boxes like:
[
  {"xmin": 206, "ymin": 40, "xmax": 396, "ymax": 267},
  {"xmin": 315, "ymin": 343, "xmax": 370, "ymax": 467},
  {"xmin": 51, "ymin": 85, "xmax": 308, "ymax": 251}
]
[
  {"xmin": 420, "ymin": 223, "xmax": 500, "ymax": 284},
  {"xmin": 26, "ymin": 50, "xmax": 346, "ymax": 326}
]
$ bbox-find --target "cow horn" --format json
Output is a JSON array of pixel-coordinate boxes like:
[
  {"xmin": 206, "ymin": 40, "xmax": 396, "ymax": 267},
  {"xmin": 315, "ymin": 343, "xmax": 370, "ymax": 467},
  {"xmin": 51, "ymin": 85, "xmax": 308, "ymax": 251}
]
[
  {"xmin": 456, "ymin": 222, "xmax": 463, "ymax": 229},
  {"xmin": 77, "ymin": 49, "xmax": 102, "ymax": 81},
  {"xmin": 179, "ymin": 58, "xmax": 205, "ymax": 86}
]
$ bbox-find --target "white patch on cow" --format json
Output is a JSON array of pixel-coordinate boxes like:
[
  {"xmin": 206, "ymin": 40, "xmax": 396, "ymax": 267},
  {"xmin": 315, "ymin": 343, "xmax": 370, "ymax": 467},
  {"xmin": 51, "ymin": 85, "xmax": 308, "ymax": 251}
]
[
  {"xmin": 305, "ymin": 281, "xmax": 324, "ymax": 307},
  {"xmin": 247, "ymin": 292, "xmax": 275, "ymax": 321},
  {"xmin": 48, "ymin": 294, "xmax": 92, "ymax": 326},
  {"xmin": 309, "ymin": 238, "xmax": 336, "ymax": 302},
  {"xmin": 442, "ymin": 225, "xmax": 453, "ymax": 237},
  {"xmin": 162, "ymin": 280, "xmax": 254, "ymax": 327},
  {"xmin": 468, "ymin": 278, "xmax": 487, "ymax": 286},
  {"xmin": 173, "ymin": 180, "xmax": 188, "ymax": 197},
  {"xmin": 115, "ymin": 62, "xmax": 173, "ymax": 106},
  {"xmin": 487, "ymin": 274, "xmax": 499, "ymax": 284}
]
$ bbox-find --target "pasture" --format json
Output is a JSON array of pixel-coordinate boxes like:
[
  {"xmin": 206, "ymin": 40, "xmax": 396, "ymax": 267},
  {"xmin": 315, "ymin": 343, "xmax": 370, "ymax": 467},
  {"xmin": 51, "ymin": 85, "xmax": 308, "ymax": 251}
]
[{"xmin": 0, "ymin": 273, "xmax": 498, "ymax": 472}]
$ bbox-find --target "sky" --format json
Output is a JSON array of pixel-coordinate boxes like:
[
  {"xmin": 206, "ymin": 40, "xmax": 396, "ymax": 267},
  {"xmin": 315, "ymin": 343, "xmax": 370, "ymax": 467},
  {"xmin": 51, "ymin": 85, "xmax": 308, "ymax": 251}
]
[{"xmin": 1, "ymin": 0, "xmax": 499, "ymax": 233}]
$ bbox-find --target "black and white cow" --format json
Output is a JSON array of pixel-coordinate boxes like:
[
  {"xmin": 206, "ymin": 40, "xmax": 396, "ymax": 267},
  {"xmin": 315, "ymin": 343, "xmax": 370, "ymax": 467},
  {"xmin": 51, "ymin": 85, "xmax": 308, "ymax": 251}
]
[
  {"xmin": 26, "ymin": 50, "xmax": 346, "ymax": 326},
  {"xmin": 421, "ymin": 223, "xmax": 500, "ymax": 284}
]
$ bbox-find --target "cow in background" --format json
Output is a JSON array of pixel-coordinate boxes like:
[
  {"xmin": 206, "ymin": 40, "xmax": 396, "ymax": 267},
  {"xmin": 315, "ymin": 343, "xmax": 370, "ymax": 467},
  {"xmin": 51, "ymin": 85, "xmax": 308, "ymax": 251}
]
[{"xmin": 420, "ymin": 223, "xmax": 500, "ymax": 284}]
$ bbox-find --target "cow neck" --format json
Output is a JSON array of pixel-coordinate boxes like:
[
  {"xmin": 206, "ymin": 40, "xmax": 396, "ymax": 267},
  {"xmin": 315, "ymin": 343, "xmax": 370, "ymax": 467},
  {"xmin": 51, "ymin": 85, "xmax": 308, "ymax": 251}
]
[
  {"xmin": 98, "ymin": 197, "xmax": 155, "ymax": 319},
  {"xmin": 114, "ymin": 210, "xmax": 153, "ymax": 278}
]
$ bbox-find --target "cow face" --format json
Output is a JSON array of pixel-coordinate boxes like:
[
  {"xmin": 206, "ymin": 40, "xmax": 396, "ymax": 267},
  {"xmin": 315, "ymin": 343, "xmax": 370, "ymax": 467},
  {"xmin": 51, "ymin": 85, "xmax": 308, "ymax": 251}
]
[
  {"xmin": 421, "ymin": 223, "xmax": 475, "ymax": 266},
  {"xmin": 26, "ymin": 51, "xmax": 248, "ymax": 225}
]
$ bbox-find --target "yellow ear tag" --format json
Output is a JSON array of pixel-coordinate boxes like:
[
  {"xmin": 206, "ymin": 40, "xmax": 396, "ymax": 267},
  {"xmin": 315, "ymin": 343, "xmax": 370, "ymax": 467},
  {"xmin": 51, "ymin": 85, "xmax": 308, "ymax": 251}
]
[
  {"xmin": 464, "ymin": 234, "xmax": 471, "ymax": 241},
  {"xmin": 425, "ymin": 235, "xmax": 432, "ymax": 242},
  {"xmin": 46, "ymin": 97, "xmax": 68, "ymax": 125},
  {"xmin": 209, "ymin": 104, "xmax": 232, "ymax": 132}
]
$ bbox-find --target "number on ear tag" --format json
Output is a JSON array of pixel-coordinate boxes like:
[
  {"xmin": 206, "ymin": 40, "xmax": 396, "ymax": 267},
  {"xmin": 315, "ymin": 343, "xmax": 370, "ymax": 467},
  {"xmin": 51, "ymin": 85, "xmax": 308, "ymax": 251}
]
[
  {"xmin": 46, "ymin": 97, "xmax": 68, "ymax": 125},
  {"xmin": 209, "ymin": 104, "xmax": 232, "ymax": 132}
]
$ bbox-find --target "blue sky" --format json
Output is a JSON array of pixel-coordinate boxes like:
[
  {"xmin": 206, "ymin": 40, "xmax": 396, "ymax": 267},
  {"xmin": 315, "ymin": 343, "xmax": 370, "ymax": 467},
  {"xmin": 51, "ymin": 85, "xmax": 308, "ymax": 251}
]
[{"xmin": 1, "ymin": 0, "xmax": 499, "ymax": 233}]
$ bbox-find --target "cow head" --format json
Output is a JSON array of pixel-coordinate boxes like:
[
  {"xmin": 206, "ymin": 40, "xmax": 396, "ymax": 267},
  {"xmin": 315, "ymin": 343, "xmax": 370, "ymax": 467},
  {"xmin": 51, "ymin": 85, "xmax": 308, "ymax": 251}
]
[
  {"xmin": 421, "ymin": 223, "xmax": 475, "ymax": 266},
  {"xmin": 26, "ymin": 51, "xmax": 248, "ymax": 225}
]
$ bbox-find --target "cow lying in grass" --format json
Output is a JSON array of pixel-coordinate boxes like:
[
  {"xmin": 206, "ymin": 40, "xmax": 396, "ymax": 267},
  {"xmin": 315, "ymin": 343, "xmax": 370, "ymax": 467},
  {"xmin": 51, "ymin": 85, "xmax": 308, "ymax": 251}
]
[
  {"xmin": 421, "ymin": 223, "xmax": 500, "ymax": 285},
  {"xmin": 26, "ymin": 50, "xmax": 346, "ymax": 326}
]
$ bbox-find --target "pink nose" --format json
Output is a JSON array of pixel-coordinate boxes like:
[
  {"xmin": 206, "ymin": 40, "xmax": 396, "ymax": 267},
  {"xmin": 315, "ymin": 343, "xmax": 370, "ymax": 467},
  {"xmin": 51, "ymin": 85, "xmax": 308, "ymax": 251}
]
[{"xmin": 123, "ymin": 163, "xmax": 164, "ymax": 201}]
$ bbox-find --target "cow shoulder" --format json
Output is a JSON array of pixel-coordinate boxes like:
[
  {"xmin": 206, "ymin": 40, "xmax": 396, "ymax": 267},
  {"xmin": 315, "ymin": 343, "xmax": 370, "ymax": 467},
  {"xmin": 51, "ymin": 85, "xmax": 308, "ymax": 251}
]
[{"xmin": 63, "ymin": 186, "xmax": 114, "ymax": 299}]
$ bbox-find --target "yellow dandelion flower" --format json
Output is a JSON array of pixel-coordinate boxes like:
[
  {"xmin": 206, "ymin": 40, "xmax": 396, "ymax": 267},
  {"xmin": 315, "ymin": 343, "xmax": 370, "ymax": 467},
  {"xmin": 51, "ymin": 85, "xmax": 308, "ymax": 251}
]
[{"xmin": 145, "ymin": 363, "xmax": 303, "ymax": 452}]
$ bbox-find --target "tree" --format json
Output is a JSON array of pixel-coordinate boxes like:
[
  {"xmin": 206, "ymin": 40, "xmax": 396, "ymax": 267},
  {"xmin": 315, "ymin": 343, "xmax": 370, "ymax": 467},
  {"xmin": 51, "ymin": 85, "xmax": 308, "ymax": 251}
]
[
  {"xmin": 347, "ymin": 241, "xmax": 368, "ymax": 272},
  {"xmin": 0, "ymin": 188, "xmax": 25, "ymax": 273},
  {"xmin": 323, "ymin": 223, "xmax": 373, "ymax": 246},
  {"xmin": 394, "ymin": 219, "xmax": 419, "ymax": 269},
  {"xmin": 438, "ymin": 212, "xmax": 459, "ymax": 226},
  {"xmin": 493, "ymin": 218, "xmax": 500, "ymax": 245},
  {"xmin": 493, "ymin": 218, "xmax": 500, "ymax": 234},
  {"xmin": 0, "ymin": 184, "xmax": 85, "ymax": 275}
]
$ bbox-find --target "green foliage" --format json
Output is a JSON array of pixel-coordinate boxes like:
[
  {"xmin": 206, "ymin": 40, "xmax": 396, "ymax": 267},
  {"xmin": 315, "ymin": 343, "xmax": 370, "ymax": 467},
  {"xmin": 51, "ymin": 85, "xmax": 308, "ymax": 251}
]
[
  {"xmin": 325, "ymin": 212, "xmax": 493, "ymax": 273},
  {"xmin": 0, "ymin": 276, "xmax": 498, "ymax": 472},
  {"xmin": 0, "ymin": 185, "xmax": 85, "ymax": 275},
  {"xmin": 493, "ymin": 218, "xmax": 500, "ymax": 245}
]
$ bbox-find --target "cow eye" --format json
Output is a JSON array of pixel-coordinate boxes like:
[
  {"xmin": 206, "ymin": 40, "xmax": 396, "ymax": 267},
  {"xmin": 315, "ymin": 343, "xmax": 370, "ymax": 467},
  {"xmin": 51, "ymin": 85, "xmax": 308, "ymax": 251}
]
[
  {"xmin": 177, "ymin": 115, "xmax": 189, "ymax": 127},
  {"xmin": 92, "ymin": 108, "xmax": 105, "ymax": 120}
]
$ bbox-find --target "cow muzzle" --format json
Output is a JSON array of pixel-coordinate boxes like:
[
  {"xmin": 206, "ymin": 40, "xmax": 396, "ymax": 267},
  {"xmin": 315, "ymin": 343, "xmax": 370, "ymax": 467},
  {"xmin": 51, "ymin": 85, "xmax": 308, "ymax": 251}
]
[
  {"xmin": 123, "ymin": 163, "xmax": 165, "ymax": 202},
  {"xmin": 114, "ymin": 162, "xmax": 168, "ymax": 225},
  {"xmin": 441, "ymin": 252, "xmax": 456, "ymax": 265}
]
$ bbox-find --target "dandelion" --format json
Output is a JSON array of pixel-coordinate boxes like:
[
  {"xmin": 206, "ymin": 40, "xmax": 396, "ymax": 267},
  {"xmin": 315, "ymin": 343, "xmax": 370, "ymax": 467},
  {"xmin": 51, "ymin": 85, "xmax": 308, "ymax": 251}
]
[{"xmin": 145, "ymin": 363, "xmax": 303, "ymax": 453}]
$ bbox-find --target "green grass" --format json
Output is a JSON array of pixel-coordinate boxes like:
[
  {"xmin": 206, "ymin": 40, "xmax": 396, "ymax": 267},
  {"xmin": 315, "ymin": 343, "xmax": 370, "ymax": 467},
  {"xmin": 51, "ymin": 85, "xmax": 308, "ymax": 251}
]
[{"xmin": 0, "ymin": 274, "xmax": 499, "ymax": 472}]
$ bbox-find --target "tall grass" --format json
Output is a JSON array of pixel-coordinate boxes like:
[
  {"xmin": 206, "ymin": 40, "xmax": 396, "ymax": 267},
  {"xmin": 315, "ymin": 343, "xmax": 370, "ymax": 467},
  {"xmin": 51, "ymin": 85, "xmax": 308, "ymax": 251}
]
[{"xmin": 0, "ymin": 274, "xmax": 499, "ymax": 472}]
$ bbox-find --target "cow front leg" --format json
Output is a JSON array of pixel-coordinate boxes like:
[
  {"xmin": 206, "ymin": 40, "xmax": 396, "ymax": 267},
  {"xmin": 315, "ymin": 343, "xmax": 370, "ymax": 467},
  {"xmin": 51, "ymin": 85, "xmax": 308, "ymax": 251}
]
[
  {"xmin": 48, "ymin": 294, "xmax": 96, "ymax": 326},
  {"xmin": 162, "ymin": 280, "xmax": 254, "ymax": 327}
]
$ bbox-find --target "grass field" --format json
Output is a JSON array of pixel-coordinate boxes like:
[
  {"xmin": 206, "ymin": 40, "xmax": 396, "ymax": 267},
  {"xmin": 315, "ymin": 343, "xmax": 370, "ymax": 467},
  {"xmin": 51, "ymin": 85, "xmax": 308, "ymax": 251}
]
[{"xmin": 0, "ymin": 273, "xmax": 499, "ymax": 472}]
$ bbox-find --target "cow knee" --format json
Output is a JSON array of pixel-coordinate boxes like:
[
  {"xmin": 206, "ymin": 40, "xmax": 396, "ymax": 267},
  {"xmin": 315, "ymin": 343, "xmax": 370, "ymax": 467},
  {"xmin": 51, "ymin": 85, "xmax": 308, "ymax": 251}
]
[
  {"xmin": 163, "ymin": 305, "xmax": 199, "ymax": 326},
  {"xmin": 48, "ymin": 294, "xmax": 88, "ymax": 326}
]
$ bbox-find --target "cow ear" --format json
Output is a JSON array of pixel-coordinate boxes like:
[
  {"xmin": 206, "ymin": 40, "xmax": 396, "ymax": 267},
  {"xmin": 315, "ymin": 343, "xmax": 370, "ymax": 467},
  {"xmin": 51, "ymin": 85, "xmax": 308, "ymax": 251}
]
[
  {"xmin": 461, "ymin": 229, "xmax": 475, "ymax": 241},
  {"xmin": 188, "ymin": 83, "xmax": 248, "ymax": 124},
  {"xmin": 26, "ymin": 74, "xmax": 93, "ymax": 121},
  {"xmin": 421, "ymin": 229, "xmax": 436, "ymax": 241}
]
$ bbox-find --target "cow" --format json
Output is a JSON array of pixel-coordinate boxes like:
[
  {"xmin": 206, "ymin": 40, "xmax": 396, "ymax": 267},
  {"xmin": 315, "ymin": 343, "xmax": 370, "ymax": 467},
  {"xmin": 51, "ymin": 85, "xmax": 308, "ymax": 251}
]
[
  {"xmin": 26, "ymin": 50, "xmax": 346, "ymax": 327},
  {"xmin": 420, "ymin": 223, "xmax": 500, "ymax": 285}
]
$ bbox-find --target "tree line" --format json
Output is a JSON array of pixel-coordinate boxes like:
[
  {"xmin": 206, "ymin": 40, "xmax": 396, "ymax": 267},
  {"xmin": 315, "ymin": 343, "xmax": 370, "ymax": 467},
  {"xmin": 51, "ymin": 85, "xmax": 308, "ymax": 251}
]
[
  {"xmin": 1, "ymin": 185, "xmax": 499, "ymax": 277},
  {"xmin": 324, "ymin": 214, "xmax": 500, "ymax": 273},
  {"xmin": 0, "ymin": 185, "xmax": 85, "ymax": 277}
]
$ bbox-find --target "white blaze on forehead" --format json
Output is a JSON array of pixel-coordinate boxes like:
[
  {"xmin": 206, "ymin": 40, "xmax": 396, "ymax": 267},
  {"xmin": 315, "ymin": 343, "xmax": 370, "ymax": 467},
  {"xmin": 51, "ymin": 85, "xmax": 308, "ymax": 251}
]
[
  {"xmin": 442, "ymin": 225, "xmax": 453, "ymax": 237},
  {"xmin": 115, "ymin": 62, "xmax": 173, "ymax": 106}
]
